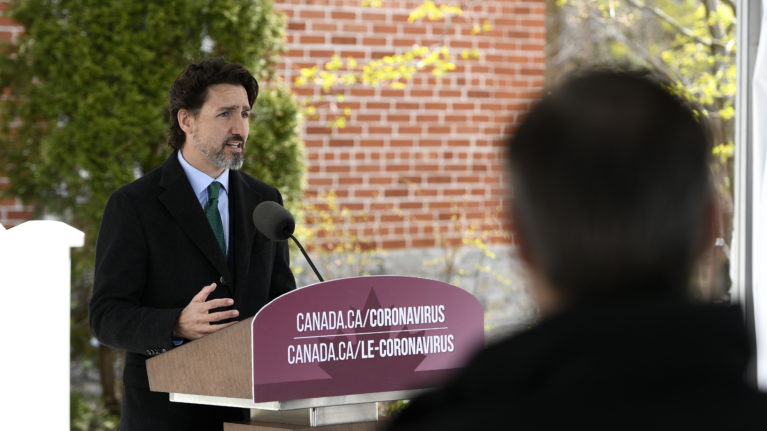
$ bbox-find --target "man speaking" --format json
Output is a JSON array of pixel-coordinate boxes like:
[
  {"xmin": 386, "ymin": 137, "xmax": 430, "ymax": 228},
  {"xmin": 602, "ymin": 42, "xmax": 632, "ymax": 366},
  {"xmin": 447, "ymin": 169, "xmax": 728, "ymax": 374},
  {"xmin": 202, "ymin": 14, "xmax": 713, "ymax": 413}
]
[{"xmin": 90, "ymin": 58, "xmax": 296, "ymax": 430}]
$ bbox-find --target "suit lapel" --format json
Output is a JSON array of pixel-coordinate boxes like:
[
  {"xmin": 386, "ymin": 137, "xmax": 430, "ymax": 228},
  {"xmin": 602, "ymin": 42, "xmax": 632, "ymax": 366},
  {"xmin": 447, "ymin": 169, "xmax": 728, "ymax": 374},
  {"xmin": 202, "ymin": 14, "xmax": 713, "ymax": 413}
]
[
  {"xmin": 229, "ymin": 170, "xmax": 260, "ymax": 298},
  {"xmin": 157, "ymin": 152, "xmax": 233, "ymax": 295}
]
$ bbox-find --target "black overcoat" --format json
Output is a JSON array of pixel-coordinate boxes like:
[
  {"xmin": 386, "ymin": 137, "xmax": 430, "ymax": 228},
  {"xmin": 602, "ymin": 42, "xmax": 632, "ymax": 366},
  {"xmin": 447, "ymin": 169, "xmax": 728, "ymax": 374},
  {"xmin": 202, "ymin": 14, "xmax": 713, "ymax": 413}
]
[{"xmin": 90, "ymin": 151, "xmax": 295, "ymax": 430}]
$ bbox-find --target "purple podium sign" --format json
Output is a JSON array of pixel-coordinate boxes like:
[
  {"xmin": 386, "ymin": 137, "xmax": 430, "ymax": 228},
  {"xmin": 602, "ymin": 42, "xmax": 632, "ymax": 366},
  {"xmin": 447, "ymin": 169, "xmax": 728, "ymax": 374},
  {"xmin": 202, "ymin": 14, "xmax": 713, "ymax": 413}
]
[{"xmin": 250, "ymin": 276, "xmax": 484, "ymax": 403}]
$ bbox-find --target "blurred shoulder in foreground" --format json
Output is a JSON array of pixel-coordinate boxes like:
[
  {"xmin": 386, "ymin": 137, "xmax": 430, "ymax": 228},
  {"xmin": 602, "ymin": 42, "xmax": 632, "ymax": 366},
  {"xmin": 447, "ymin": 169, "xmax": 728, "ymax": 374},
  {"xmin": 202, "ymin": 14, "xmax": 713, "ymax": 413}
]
[{"xmin": 387, "ymin": 69, "xmax": 767, "ymax": 430}]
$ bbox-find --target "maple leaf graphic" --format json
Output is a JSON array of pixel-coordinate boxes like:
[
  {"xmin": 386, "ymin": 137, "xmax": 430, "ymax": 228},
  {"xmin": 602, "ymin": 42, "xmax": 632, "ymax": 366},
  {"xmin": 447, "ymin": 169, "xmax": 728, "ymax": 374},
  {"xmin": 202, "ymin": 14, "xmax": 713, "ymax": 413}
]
[{"xmin": 317, "ymin": 287, "xmax": 430, "ymax": 393}]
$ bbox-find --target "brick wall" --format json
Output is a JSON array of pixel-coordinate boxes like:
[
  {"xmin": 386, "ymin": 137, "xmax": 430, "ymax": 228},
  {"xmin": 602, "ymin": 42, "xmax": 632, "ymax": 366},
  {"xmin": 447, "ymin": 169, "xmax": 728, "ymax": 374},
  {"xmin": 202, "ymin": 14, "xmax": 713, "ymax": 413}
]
[
  {"xmin": 0, "ymin": 1, "xmax": 31, "ymax": 229},
  {"xmin": 0, "ymin": 177, "xmax": 33, "ymax": 228},
  {"xmin": 276, "ymin": 0, "xmax": 545, "ymax": 249},
  {"xmin": 0, "ymin": 0, "xmax": 546, "ymax": 246}
]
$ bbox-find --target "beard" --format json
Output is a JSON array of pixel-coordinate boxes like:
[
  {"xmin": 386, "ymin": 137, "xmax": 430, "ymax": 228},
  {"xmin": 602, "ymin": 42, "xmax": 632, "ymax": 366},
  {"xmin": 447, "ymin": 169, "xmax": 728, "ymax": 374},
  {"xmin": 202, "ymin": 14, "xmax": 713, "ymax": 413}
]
[{"xmin": 197, "ymin": 135, "xmax": 245, "ymax": 171}]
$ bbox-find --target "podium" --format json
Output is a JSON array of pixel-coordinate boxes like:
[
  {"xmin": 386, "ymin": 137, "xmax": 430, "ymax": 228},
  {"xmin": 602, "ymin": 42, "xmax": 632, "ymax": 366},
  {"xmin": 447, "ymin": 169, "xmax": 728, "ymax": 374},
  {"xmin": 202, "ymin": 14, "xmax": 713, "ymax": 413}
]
[{"xmin": 147, "ymin": 276, "xmax": 484, "ymax": 429}]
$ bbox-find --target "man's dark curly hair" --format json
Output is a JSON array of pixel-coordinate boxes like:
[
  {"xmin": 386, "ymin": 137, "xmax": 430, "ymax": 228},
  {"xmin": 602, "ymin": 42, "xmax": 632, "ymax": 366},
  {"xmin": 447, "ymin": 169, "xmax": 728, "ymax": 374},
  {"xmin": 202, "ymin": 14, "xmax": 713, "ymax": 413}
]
[{"xmin": 167, "ymin": 57, "xmax": 259, "ymax": 149}]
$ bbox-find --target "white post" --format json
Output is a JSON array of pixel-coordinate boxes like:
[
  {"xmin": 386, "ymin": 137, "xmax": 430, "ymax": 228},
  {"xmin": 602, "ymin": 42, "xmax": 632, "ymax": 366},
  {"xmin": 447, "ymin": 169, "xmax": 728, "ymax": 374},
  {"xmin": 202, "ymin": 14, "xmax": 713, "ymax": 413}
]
[
  {"xmin": 735, "ymin": 0, "xmax": 767, "ymax": 388},
  {"xmin": 0, "ymin": 221, "xmax": 84, "ymax": 429}
]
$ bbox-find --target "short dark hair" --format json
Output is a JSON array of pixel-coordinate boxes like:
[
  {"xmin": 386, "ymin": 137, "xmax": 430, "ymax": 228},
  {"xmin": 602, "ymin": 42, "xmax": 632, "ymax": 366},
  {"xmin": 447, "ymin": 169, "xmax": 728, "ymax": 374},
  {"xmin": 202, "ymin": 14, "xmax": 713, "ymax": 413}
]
[
  {"xmin": 167, "ymin": 57, "xmax": 259, "ymax": 149},
  {"xmin": 507, "ymin": 69, "xmax": 712, "ymax": 301}
]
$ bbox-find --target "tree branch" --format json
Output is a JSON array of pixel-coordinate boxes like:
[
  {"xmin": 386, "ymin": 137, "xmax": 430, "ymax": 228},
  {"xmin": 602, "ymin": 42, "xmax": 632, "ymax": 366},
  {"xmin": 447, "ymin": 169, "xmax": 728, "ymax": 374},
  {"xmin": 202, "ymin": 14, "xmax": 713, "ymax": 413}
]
[
  {"xmin": 606, "ymin": 25, "xmax": 689, "ymax": 87},
  {"xmin": 624, "ymin": 0, "xmax": 726, "ymax": 48}
]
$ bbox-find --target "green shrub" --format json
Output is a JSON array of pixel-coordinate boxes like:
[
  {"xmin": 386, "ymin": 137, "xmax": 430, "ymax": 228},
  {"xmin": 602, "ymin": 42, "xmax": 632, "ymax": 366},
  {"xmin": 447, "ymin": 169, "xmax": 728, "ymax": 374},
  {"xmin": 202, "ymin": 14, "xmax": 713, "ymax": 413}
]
[{"xmin": 0, "ymin": 0, "xmax": 303, "ymax": 426}]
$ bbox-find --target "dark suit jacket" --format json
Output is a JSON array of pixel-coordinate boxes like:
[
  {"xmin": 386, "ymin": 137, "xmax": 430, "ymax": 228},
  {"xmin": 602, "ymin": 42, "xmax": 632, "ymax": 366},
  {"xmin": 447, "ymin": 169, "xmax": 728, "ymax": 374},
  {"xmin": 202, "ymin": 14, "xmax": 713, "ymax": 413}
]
[
  {"xmin": 90, "ymin": 151, "xmax": 295, "ymax": 430},
  {"xmin": 388, "ymin": 299, "xmax": 767, "ymax": 431}
]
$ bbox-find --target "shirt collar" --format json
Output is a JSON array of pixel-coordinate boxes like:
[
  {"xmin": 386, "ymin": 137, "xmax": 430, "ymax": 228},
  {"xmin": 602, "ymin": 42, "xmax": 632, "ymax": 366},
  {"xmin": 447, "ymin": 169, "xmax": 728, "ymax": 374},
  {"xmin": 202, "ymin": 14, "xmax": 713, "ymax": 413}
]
[{"xmin": 177, "ymin": 150, "xmax": 229, "ymax": 199}]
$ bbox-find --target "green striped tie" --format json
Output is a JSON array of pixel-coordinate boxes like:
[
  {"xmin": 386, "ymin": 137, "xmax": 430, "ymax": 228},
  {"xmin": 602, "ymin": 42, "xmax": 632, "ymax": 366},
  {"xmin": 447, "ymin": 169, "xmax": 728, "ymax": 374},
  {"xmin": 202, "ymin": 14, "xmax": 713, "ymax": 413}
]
[{"xmin": 205, "ymin": 181, "xmax": 226, "ymax": 256}]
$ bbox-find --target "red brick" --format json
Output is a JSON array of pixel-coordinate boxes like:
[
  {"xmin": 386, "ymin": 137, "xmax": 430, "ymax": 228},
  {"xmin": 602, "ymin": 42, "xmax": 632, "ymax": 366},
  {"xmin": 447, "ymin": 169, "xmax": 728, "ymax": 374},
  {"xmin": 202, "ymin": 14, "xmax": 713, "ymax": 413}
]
[
  {"xmin": 308, "ymin": 49, "xmax": 335, "ymax": 58},
  {"xmin": 357, "ymin": 114, "xmax": 381, "ymax": 122},
  {"xmin": 412, "ymin": 238, "xmax": 435, "ymax": 247},
  {"xmin": 409, "ymin": 89, "xmax": 433, "ymax": 98},
  {"xmin": 382, "ymin": 240, "xmax": 407, "ymax": 249},
  {"xmin": 343, "ymin": 24, "xmax": 369, "ymax": 33},
  {"xmin": 326, "ymin": 165, "xmax": 351, "ymax": 173},
  {"xmin": 356, "ymin": 165, "xmax": 381, "ymax": 172},
  {"xmin": 362, "ymin": 37, "xmax": 387, "ymax": 46},
  {"xmin": 0, "ymin": 15, "xmax": 17, "ymax": 26},
  {"xmin": 427, "ymin": 176, "xmax": 450, "ymax": 184},
  {"xmin": 399, "ymin": 201, "xmax": 423, "ymax": 210},
  {"xmin": 468, "ymin": 90, "xmax": 491, "ymax": 98},
  {"xmin": 300, "ymin": 9, "xmax": 326, "ymax": 19},
  {"xmin": 386, "ymin": 164, "xmax": 410, "ymax": 172},
  {"xmin": 398, "ymin": 126, "xmax": 422, "ymax": 134},
  {"xmin": 0, "ymin": 31, "xmax": 15, "ymax": 42},
  {"xmin": 521, "ymin": 67, "xmax": 544, "ymax": 76},
  {"xmin": 387, "ymin": 114, "xmax": 411, "ymax": 122},
  {"xmin": 360, "ymin": 139, "xmax": 384, "ymax": 147},
  {"xmin": 392, "ymin": 39, "xmax": 416, "ymax": 48},
  {"xmin": 306, "ymin": 127, "xmax": 332, "ymax": 135},
  {"xmin": 332, "ymin": 36, "xmax": 357, "ymax": 45},
  {"xmin": 351, "ymin": 88, "xmax": 376, "ymax": 97},
  {"xmin": 308, "ymin": 177, "xmax": 334, "ymax": 187},
  {"xmin": 380, "ymin": 89, "xmax": 405, "ymax": 98},
  {"xmin": 424, "ymin": 102, "xmax": 447, "ymax": 110},
  {"xmin": 274, "ymin": 0, "xmax": 544, "ymax": 251},
  {"xmin": 338, "ymin": 50, "xmax": 366, "ymax": 59},
  {"xmin": 366, "ymin": 102, "xmax": 390, "ymax": 109},
  {"xmin": 5, "ymin": 210, "xmax": 32, "ymax": 219},
  {"xmin": 312, "ymin": 23, "xmax": 338, "ymax": 31},
  {"xmin": 329, "ymin": 139, "xmax": 354, "ymax": 147},
  {"xmin": 427, "ymin": 126, "xmax": 450, "ymax": 134},
  {"xmin": 338, "ymin": 126, "xmax": 363, "ymax": 134},
  {"xmin": 397, "ymin": 176, "xmax": 421, "ymax": 184},
  {"xmin": 384, "ymin": 189, "xmax": 408, "ymax": 197},
  {"xmin": 300, "ymin": 35, "xmax": 326, "ymax": 44},
  {"xmin": 354, "ymin": 189, "xmax": 379, "ymax": 197},
  {"xmin": 438, "ymin": 89, "xmax": 461, "ymax": 97},
  {"xmin": 521, "ymin": 43, "xmax": 545, "ymax": 52},
  {"xmin": 371, "ymin": 202, "xmax": 396, "ymax": 210},
  {"xmin": 395, "ymin": 102, "xmax": 419, "ymax": 110},
  {"xmin": 330, "ymin": 11, "xmax": 357, "ymax": 20},
  {"xmin": 444, "ymin": 189, "xmax": 468, "ymax": 196},
  {"xmin": 402, "ymin": 26, "xmax": 427, "ymax": 35},
  {"xmin": 456, "ymin": 126, "xmax": 481, "ymax": 134},
  {"xmin": 373, "ymin": 25, "xmax": 397, "ymax": 33},
  {"xmin": 369, "ymin": 177, "xmax": 394, "ymax": 185},
  {"xmin": 361, "ymin": 12, "xmax": 388, "ymax": 22},
  {"xmin": 367, "ymin": 126, "xmax": 391, "ymax": 134}
]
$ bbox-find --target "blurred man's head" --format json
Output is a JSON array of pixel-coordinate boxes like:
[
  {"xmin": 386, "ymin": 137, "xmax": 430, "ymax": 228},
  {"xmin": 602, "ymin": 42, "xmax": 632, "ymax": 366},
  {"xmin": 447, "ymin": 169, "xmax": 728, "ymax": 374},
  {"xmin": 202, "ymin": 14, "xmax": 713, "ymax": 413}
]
[{"xmin": 507, "ymin": 70, "xmax": 713, "ymax": 309}]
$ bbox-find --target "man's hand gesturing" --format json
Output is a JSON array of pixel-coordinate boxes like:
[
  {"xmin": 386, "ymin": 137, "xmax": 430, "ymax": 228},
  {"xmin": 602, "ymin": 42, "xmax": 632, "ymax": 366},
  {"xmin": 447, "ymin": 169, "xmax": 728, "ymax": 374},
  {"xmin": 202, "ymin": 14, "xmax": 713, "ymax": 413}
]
[{"xmin": 173, "ymin": 283, "xmax": 239, "ymax": 340}]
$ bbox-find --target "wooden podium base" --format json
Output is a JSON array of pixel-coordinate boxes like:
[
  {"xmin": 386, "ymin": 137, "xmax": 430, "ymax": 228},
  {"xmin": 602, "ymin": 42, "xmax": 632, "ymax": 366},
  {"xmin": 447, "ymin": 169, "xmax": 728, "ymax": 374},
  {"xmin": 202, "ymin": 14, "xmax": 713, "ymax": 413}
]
[{"xmin": 223, "ymin": 420, "xmax": 384, "ymax": 430}]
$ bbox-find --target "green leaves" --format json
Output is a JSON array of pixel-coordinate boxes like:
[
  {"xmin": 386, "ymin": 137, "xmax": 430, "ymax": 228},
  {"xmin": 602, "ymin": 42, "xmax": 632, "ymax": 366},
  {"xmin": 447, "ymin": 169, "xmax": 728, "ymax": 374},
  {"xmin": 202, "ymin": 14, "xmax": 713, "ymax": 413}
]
[
  {"xmin": 297, "ymin": 0, "xmax": 489, "ymax": 129},
  {"xmin": 0, "ymin": 0, "xmax": 303, "ymax": 232},
  {"xmin": 0, "ymin": 2, "xmax": 303, "ymax": 418},
  {"xmin": 555, "ymin": 0, "xmax": 736, "ymax": 163}
]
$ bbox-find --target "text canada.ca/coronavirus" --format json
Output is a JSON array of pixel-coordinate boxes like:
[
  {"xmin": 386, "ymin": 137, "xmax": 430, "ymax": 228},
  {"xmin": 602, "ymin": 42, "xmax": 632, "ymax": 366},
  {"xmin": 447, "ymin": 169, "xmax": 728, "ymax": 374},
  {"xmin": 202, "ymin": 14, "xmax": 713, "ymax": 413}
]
[
  {"xmin": 287, "ymin": 334, "xmax": 456, "ymax": 365},
  {"xmin": 295, "ymin": 305, "xmax": 446, "ymax": 332}
]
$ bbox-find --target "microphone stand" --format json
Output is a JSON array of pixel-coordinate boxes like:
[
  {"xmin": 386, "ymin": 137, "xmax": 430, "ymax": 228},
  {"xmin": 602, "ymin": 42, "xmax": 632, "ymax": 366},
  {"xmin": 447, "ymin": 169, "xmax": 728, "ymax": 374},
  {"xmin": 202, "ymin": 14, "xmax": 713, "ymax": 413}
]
[{"xmin": 290, "ymin": 234, "xmax": 325, "ymax": 282}]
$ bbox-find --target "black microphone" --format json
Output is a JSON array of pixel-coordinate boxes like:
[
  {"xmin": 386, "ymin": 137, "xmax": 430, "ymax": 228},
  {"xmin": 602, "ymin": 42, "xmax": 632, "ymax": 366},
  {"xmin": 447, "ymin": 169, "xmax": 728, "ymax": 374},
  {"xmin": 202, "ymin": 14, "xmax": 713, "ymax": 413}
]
[{"xmin": 252, "ymin": 201, "xmax": 325, "ymax": 282}]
